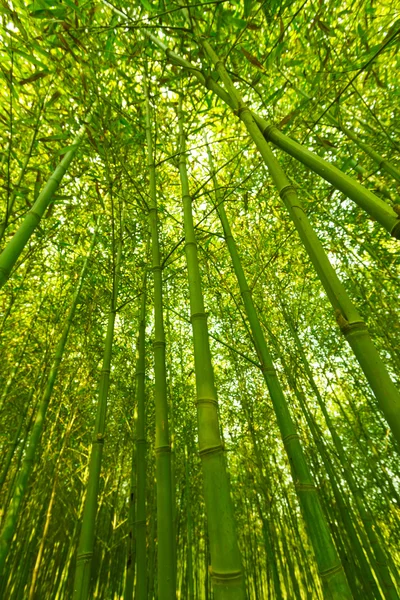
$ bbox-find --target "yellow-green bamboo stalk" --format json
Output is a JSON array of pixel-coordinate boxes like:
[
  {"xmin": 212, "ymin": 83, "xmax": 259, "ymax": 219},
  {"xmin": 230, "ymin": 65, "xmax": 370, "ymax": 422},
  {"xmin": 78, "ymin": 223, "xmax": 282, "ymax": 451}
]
[
  {"xmin": 178, "ymin": 98, "xmax": 245, "ymax": 600},
  {"xmin": 0, "ymin": 224, "xmax": 97, "ymax": 579},
  {"xmin": 0, "ymin": 115, "xmax": 92, "ymax": 289},
  {"xmin": 136, "ymin": 28, "xmax": 400, "ymax": 238},
  {"xmin": 144, "ymin": 73, "xmax": 175, "ymax": 600},
  {"xmin": 72, "ymin": 217, "xmax": 123, "ymax": 600}
]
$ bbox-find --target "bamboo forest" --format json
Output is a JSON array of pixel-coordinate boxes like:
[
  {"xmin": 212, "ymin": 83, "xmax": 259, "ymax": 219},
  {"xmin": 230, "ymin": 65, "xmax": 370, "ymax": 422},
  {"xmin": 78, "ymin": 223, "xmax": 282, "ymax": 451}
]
[{"xmin": 1, "ymin": 0, "xmax": 400, "ymax": 598}]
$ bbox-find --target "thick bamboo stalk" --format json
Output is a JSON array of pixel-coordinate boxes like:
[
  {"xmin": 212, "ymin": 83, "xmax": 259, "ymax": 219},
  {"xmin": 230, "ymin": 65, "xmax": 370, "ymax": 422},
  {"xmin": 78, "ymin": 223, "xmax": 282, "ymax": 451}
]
[
  {"xmin": 0, "ymin": 227, "xmax": 97, "ymax": 578},
  {"xmin": 178, "ymin": 99, "xmax": 245, "ymax": 600}
]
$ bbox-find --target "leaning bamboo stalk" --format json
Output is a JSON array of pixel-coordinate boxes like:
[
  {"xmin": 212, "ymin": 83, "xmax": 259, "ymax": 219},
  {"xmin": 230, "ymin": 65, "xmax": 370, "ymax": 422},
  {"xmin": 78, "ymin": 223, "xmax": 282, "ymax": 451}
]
[
  {"xmin": 0, "ymin": 113, "xmax": 92, "ymax": 289},
  {"xmin": 205, "ymin": 140, "xmax": 353, "ymax": 599},
  {"xmin": 0, "ymin": 225, "xmax": 97, "ymax": 579},
  {"xmin": 134, "ymin": 25, "xmax": 400, "ymax": 238},
  {"xmin": 202, "ymin": 39, "xmax": 400, "ymax": 452},
  {"xmin": 177, "ymin": 98, "xmax": 245, "ymax": 600}
]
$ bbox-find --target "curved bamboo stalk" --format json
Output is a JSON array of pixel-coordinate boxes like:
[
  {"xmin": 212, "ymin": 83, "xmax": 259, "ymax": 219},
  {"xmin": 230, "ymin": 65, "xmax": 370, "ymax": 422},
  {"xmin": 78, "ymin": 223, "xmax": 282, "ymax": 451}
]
[{"xmin": 133, "ymin": 26, "xmax": 400, "ymax": 239}]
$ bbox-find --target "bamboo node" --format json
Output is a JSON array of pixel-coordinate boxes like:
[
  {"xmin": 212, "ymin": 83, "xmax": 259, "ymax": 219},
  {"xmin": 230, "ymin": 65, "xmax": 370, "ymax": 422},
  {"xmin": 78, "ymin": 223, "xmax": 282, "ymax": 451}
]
[
  {"xmin": 279, "ymin": 185, "xmax": 297, "ymax": 200},
  {"xmin": 236, "ymin": 105, "xmax": 252, "ymax": 119},
  {"xmin": 282, "ymin": 433, "xmax": 298, "ymax": 445},
  {"xmin": 263, "ymin": 123, "xmax": 276, "ymax": 139},
  {"xmin": 199, "ymin": 443, "xmax": 224, "ymax": 457},
  {"xmin": 155, "ymin": 445, "xmax": 171, "ymax": 454},
  {"xmin": 191, "ymin": 312, "xmax": 207, "ymax": 322},
  {"xmin": 339, "ymin": 318, "xmax": 367, "ymax": 336},
  {"xmin": 261, "ymin": 365, "xmax": 276, "ymax": 375},
  {"xmin": 197, "ymin": 397, "xmax": 218, "ymax": 406},
  {"xmin": 209, "ymin": 567, "xmax": 242, "ymax": 583},
  {"xmin": 76, "ymin": 552, "xmax": 93, "ymax": 562},
  {"xmin": 319, "ymin": 562, "xmax": 344, "ymax": 579},
  {"xmin": 153, "ymin": 341, "xmax": 166, "ymax": 349},
  {"xmin": 295, "ymin": 482, "xmax": 315, "ymax": 492}
]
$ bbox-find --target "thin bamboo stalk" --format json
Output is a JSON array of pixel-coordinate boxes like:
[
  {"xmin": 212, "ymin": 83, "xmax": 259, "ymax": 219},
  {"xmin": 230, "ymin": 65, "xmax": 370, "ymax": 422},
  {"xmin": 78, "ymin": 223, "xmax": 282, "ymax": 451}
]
[
  {"xmin": 0, "ymin": 226, "xmax": 97, "ymax": 578},
  {"xmin": 72, "ymin": 216, "xmax": 122, "ymax": 600}
]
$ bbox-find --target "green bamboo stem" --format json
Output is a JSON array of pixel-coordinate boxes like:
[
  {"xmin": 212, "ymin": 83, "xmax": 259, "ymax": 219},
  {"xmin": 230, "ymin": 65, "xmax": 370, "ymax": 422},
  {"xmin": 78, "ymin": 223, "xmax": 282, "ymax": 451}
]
[
  {"xmin": 271, "ymin": 306, "xmax": 398, "ymax": 597},
  {"xmin": 205, "ymin": 140, "xmax": 353, "ymax": 599},
  {"xmin": 0, "ymin": 115, "xmax": 91, "ymax": 289},
  {"xmin": 0, "ymin": 226, "xmax": 97, "ymax": 578},
  {"xmin": 135, "ymin": 272, "xmax": 147, "ymax": 600},
  {"xmin": 178, "ymin": 99, "xmax": 245, "ymax": 600},
  {"xmin": 202, "ymin": 39, "xmax": 400, "ymax": 451},
  {"xmin": 72, "ymin": 219, "xmax": 122, "ymax": 600},
  {"xmin": 338, "ymin": 122, "xmax": 400, "ymax": 184},
  {"xmin": 124, "ymin": 435, "xmax": 136, "ymax": 600},
  {"xmin": 144, "ymin": 74, "xmax": 175, "ymax": 600},
  {"xmin": 28, "ymin": 411, "xmax": 76, "ymax": 600},
  {"xmin": 0, "ymin": 101, "xmax": 44, "ymax": 244}
]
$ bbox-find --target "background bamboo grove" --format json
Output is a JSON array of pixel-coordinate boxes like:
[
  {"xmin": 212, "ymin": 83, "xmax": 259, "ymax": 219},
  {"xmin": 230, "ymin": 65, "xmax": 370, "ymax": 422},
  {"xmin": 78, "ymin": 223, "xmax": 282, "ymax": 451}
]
[{"xmin": 0, "ymin": 0, "xmax": 399, "ymax": 598}]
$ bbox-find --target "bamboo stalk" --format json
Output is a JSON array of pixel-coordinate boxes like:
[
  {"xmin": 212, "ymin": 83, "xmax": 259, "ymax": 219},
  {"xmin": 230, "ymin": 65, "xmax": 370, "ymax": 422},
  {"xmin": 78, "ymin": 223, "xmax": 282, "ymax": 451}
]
[{"xmin": 178, "ymin": 98, "xmax": 245, "ymax": 600}]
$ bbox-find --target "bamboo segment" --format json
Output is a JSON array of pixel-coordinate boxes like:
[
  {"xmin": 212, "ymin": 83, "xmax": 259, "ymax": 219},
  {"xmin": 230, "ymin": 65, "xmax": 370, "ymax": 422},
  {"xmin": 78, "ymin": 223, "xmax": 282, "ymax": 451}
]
[
  {"xmin": 201, "ymin": 39, "xmax": 400, "ymax": 452},
  {"xmin": 144, "ymin": 74, "xmax": 175, "ymax": 600},
  {"xmin": 72, "ymin": 220, "xmax": 122, "ymax": 600},
  {"xmin": 0, "ymin": 116, "xmax": 91, "ymax": 289},
  {"xmin": 178, "ymin": 99, "xmax": 245, "ymax": 600},
  {"xmin": 0, "ymin": 226, "xmax": 97, "ymax": 578},
  {"xmin": 205, "ymin": 139, "xmax": 353, "ymax": 600}
]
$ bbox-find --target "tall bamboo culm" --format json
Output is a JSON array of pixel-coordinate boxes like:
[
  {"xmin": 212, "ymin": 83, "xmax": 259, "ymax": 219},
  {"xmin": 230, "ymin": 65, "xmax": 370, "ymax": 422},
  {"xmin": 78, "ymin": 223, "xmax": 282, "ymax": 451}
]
[
  {"xmin": 144, "ymin": 73, "xmax": 175, "ymax": 600},
  {"xmin": 206, "ymin": 139, "xmax": 353, "ymax": 600},
  {"xmin": 72, "ymin": 215, "xmax": 123, "ymax": 600},
  {"xmin": 178, "ymin": 98, "xmax": 245, "ymax": 600},
  {"xmin": 0, "ymin": 224, "xmax": 97, "ymax": 579},
  {"xmin": 201, "ymin": 39, "xmax": 400, "ymax": 452}
]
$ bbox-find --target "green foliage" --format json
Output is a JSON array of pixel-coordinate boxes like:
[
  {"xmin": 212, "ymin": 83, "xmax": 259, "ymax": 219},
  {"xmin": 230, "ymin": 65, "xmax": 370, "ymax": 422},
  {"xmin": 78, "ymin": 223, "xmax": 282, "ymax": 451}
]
[{"xmin": 0, "ymin": 0, "xmax": 399, "ymax": 598}]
